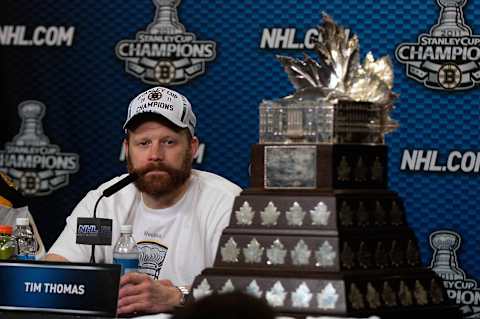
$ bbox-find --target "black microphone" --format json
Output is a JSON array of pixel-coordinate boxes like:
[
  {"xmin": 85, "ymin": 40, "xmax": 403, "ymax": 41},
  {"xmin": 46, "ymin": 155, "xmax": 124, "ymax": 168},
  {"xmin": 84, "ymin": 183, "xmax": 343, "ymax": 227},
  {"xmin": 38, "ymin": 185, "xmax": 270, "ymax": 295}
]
[
  {"xmin": 102, "ymin": 173, "xmax": 138, "ymax": 198},
  {"xmin": 76, "ymin": 173, "xmax": 138, "ymax": 263}
]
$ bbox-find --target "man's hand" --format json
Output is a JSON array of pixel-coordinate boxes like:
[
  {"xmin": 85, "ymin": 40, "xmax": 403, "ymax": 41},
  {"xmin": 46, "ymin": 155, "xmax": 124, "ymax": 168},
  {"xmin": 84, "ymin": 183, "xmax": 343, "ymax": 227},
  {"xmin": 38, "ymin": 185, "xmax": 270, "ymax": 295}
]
[{"xmin": 117, "ymin": 272, "xmax": 182, "ymax": 316}]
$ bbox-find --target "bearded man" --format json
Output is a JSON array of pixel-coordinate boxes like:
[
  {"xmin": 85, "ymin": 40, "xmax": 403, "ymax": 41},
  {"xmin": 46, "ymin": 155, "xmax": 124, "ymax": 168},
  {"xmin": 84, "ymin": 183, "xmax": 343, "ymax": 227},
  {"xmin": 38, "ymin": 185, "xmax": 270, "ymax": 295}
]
[{"xmin": 45, "ymin": 87, "xmax": 242, "ymax": 315}]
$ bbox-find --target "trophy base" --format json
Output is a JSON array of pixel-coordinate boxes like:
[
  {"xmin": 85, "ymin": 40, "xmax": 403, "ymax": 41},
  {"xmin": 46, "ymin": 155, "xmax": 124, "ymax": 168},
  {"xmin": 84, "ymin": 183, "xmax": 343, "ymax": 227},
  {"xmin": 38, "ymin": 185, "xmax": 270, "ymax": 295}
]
[
  {"xmin": 190, "ymin": 267, "xmax": 461, "ymax": 318},
  {"xmin": 187, "ymin": 188, "xmax": 460, "ymax": 317},
  {"xmin": 276, "ymin": 305, "xmax": 462, "ymax": 318},
  {"xmin": 188, "ymin": 144, "xmax": 460, "ymax": 317}
]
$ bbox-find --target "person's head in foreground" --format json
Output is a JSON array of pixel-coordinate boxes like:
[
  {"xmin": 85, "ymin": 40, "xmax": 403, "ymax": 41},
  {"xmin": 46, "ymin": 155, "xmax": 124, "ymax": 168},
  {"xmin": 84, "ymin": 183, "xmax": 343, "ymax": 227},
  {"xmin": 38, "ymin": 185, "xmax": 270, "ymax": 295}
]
[{"xmin": 171, "ymin": 291, "xmax": 276, "ymax": 319}]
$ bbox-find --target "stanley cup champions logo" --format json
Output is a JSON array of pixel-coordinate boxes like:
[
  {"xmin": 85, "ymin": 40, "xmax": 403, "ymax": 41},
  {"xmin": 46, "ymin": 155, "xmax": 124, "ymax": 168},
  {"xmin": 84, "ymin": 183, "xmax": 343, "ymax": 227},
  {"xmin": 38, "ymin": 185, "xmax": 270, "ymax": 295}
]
[
  {"xmin": 395, "ymin": 0, "xmax": 480, "ymax": 90},
  {"xmin": 115, "ymin": 0, "xmax": 217, "ymax": 86},
  {"xmin": 0, "ymin": 101, "xmax": 79, "ymax": 196},
  {"xmin": 429, "ymin": 230, "xmax": 480, "ymax": 318}
]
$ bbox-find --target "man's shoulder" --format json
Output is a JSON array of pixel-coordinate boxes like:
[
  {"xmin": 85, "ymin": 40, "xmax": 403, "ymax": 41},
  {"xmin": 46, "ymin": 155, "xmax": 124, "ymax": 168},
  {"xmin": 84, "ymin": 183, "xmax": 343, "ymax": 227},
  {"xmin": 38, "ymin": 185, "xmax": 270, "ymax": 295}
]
[{"xmin": 191, "ymin": 170, "xmax": 242, "ymax": 196}]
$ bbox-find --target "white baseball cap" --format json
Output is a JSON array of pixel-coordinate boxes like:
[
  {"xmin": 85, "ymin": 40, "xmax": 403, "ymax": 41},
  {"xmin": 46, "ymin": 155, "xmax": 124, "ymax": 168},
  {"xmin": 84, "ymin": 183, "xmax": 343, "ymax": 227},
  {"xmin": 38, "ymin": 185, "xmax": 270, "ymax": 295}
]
[{"xmin": 123, "ymin": 87, "xmax": 196, "ymax": 136}]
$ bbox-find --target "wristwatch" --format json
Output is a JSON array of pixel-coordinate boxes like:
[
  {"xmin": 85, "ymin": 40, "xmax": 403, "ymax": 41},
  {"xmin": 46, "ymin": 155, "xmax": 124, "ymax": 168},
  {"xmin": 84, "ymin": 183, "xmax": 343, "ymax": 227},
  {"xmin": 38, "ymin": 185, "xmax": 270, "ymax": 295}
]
[{"xmin": 175, "ymin": 286, "xmax": 190, "ymax": 306}]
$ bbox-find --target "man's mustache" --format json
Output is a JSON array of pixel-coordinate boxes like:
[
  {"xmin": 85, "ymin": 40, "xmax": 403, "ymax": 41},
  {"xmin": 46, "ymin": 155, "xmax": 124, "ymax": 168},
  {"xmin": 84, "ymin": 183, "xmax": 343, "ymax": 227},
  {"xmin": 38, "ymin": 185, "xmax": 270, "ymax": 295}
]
[{"xmin": 133, "ymin": 163, "xmax": 177, "ymax": 176}]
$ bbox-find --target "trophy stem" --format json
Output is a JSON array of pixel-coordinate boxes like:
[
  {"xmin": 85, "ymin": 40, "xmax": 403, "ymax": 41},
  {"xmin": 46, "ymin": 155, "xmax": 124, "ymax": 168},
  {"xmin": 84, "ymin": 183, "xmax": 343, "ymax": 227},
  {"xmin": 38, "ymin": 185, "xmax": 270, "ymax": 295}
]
[
  {"xmin": 431, "ymin": 5, "xmax": 470, "ymax": 37},
  {"xmin": 431, "ymin": 250, "xmax": 464, "ymax": 280}
]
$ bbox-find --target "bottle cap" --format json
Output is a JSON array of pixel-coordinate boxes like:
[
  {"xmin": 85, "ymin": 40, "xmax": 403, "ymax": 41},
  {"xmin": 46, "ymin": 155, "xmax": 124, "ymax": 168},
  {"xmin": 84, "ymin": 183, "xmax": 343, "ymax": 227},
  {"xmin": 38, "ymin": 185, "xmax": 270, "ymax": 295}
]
[
  {"xmin": 15, "ymin": 217, "xmax": 29, "ymax": 226},
  {"xmin": 120, "ymin": 225, "xmax": 133, "ymax": 233},
  {"xmin": 0, "ymin": 225, "xmax": 13, "ymax": 235}
]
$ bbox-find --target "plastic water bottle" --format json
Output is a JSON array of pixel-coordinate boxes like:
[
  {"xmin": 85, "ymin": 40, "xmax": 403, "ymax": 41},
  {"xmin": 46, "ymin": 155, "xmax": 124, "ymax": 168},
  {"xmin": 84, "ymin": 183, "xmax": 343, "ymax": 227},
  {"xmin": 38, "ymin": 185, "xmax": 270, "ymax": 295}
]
[
  {"xmin": 14, "ymin": 217, "xmax": 37, "ymax": 260},
  {"xmin": 113, "ymin": 225, "xmax": 139, "ymax": 275}
]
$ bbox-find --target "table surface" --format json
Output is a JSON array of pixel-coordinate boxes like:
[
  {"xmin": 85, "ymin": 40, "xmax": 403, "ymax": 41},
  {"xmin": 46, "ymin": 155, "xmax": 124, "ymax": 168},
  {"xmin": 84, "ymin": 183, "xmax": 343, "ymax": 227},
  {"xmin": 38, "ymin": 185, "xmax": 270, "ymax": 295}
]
[{"xmin": 0, "ymin": 311, "xmax": 173, "ymax": 319}]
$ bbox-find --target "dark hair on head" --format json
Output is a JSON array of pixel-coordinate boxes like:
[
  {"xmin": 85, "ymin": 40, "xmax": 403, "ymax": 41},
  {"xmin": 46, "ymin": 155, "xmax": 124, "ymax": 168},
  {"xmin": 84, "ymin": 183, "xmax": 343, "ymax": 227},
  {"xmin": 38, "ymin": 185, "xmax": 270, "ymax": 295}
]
[
  {"xmin": 171, "ymin": 291, "xmax": 276, "ymax": 319},
  {"xmin": 124, "ymin": 113, "xmax": 192, "ymax": 142}
]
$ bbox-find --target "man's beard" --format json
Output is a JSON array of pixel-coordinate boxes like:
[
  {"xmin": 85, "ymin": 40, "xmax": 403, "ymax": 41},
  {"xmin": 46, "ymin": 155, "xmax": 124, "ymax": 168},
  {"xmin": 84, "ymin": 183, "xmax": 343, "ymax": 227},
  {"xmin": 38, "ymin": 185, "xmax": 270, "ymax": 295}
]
[{"xmin": 127, "ymin": 150, "xmax": 193, "ymax": 197}]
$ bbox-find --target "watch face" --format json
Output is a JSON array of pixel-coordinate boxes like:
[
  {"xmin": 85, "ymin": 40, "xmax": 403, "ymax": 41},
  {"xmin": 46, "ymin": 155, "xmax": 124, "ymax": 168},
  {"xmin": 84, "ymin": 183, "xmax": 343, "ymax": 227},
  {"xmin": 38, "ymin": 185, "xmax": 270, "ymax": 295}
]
[
  {"xmin": 176, "ymin": 286, "xmax": 189, "ymax": 305},
  {"xmin": 177, "ymin": 286, "xmax": 190, "ymax": 294}
]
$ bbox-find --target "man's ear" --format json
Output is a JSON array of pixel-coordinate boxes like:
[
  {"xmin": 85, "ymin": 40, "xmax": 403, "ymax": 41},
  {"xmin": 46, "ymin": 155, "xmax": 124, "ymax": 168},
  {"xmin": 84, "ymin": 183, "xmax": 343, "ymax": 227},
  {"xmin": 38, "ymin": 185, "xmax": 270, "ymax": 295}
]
[
  {"xmin": 123, "ymin": 138, "xmax": 129, "ymax": 158},
  {"xmin": 190, "ymin": 136, "xmax": 199, "ymax": 159}
]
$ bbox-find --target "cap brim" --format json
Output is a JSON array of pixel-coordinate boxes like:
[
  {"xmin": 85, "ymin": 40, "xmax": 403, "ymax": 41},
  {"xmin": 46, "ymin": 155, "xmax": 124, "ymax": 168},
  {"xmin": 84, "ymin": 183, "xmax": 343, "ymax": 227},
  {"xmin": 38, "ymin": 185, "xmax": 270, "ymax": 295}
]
[{"xmin": 123, "ymin": 112, "xmax": 189, "ymax": 131}]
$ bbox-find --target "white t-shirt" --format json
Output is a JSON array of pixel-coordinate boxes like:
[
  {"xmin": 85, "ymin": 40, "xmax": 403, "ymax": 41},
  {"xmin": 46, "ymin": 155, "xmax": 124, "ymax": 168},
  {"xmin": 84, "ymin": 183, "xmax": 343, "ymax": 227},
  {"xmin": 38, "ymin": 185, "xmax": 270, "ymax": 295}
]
[{"xmin": 48, "ymin": 169, "xmax": 242, "ymax": 286}]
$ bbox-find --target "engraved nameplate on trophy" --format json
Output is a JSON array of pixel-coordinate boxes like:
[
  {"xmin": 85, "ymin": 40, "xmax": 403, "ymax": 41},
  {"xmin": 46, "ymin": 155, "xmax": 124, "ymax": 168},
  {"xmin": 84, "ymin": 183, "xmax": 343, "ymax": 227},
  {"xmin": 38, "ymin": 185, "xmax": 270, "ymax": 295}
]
[{"xmin": 264, "ymin": 145, "xmax": 317, "ymax": 189}]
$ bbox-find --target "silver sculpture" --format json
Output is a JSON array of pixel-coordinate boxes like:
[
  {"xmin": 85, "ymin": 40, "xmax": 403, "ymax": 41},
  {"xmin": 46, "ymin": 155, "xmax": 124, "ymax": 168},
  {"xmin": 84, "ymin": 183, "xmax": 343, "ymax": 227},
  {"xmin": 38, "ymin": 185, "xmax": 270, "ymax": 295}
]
[{"xmin": 259, "ymin": 13, "xmax": 398, "ymax": 145}]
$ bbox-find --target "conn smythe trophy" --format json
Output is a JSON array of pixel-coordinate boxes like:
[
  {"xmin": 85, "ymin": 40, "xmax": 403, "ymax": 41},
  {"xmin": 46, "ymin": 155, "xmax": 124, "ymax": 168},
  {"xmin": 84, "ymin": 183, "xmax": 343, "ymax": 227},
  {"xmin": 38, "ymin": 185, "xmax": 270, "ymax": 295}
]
[{"xmin": 189, "ymin": 15, "xmax": 461, "ymax": 318}]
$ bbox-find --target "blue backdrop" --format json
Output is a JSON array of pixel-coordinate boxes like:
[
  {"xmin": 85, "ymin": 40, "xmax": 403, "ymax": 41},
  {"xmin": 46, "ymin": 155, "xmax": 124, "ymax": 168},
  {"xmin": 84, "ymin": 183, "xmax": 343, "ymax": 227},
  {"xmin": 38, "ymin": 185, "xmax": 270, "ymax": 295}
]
[{"xmin": 1, "ymin": 0, "xmax": 480, "ymax": 315}]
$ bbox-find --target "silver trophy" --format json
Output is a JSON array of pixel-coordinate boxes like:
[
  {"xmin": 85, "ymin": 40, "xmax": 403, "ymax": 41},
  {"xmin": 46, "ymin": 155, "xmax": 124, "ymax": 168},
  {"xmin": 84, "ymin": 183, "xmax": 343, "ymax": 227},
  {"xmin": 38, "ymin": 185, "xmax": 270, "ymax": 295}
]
[
  {"xmin": 13, "ymin": 101, "xmax": 50, "ymax": 146},
  {"xmin": 259, "ymin": 14, "xmax": 398, "ymax": 146},
  {"xmin": 148, "ymin": 0, "xmax": 185, "ymax": 34},
  {"xmin": 430, "ymin": 0, "xmax": 471, "ymax": 37},
  {"xmin": 429, "ymin": 230, "xmax": 465, "ymax": 280}
]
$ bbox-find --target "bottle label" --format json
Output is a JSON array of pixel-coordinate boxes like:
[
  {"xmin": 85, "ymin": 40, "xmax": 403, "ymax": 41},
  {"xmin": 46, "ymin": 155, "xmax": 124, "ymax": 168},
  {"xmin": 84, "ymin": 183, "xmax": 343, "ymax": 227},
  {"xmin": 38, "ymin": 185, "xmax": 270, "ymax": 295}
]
[
  {"xmin": 113, "ymin": 258, "xmax": 139, "ymax": 275},
  {"xmin": 16, "ymin": 254, "xmax": 36, "ymax": 261}
]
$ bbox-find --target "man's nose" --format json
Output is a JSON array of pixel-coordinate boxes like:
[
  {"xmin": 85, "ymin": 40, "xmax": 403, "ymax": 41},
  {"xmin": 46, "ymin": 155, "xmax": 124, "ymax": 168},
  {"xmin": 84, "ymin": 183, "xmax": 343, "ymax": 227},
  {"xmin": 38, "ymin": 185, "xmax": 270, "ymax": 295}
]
[{"xmin": 148, "ymin": 142, "xmax": 165, "ymax": 161}]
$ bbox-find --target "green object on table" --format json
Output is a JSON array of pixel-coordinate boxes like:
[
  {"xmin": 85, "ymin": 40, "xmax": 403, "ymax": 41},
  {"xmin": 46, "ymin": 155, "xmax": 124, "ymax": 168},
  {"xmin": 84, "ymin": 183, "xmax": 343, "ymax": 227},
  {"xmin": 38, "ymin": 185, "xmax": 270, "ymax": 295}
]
[
  {"xmin": 0, "ymin": 235, "xmax": 15, "ymax": 260},
  {"xmin": 0, "ymin": 245, "xmax": 14, "ymax": 259}
]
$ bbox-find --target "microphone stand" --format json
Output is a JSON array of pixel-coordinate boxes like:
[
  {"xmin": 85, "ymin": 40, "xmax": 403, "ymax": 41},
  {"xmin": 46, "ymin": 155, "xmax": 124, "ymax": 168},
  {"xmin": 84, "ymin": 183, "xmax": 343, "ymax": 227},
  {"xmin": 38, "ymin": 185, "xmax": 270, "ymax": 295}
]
[
  {"xmin": 90, "ymin": 194, "xmax": 105, "ymax": 264},
  {"xmin": 86, "ymin": 173, "xmax": 137, "ymax": 264}
]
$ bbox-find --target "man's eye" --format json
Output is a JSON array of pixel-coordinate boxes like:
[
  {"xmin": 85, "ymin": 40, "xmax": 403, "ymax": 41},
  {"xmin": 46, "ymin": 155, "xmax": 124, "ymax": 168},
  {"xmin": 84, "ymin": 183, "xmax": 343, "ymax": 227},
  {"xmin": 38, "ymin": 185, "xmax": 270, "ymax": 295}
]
[
  {"xmin": 163, "ymin": 140, "xmax": 175, "ymax": 145},
  {"xmin": 139, "ymin": 141, "xmax": 150, "ymax": 146}
]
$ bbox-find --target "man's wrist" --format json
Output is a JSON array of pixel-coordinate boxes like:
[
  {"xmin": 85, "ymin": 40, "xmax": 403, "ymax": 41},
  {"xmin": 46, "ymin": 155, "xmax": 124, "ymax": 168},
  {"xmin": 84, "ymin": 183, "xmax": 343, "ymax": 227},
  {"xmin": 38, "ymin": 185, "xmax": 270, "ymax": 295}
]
[{"xmin": 175, "ymin": 286, "xmax": 190, "ymax": 306}]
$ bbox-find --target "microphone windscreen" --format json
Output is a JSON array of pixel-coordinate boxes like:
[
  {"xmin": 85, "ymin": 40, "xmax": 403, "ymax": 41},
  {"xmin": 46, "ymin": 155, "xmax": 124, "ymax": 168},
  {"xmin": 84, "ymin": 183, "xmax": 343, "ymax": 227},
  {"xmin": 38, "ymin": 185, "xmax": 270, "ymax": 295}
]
[{"xmin": 102, "ymin": 173, "xmax": 138, "ymax": 197}]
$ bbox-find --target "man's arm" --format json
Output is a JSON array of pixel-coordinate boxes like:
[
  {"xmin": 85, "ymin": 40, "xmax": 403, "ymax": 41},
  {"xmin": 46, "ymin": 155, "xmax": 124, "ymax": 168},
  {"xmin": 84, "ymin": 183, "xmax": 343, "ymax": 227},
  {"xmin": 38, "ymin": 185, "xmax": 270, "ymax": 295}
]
[{"xmin": 42, "ymin": 253, "xmax": 69, "ymax": 262}]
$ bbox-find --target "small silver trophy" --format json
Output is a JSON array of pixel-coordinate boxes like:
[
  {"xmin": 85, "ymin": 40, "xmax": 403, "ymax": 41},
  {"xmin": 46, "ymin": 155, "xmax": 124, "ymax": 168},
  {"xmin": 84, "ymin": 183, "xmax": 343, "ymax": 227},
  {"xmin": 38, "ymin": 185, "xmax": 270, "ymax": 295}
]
[
  {"xmin": 148, "ymin": 0, "xmax": 185, "ymax": 35},
  {"xmin": 429, "ymin": 230, "xmax": 465, "ymax": 280},
  {"xmin": 13, "ymin": 101, "xmax": 50, "ymax": 146},
  {"xmin": 430, "ymin": 0, "xmax": 471, "ymax": 37}
]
